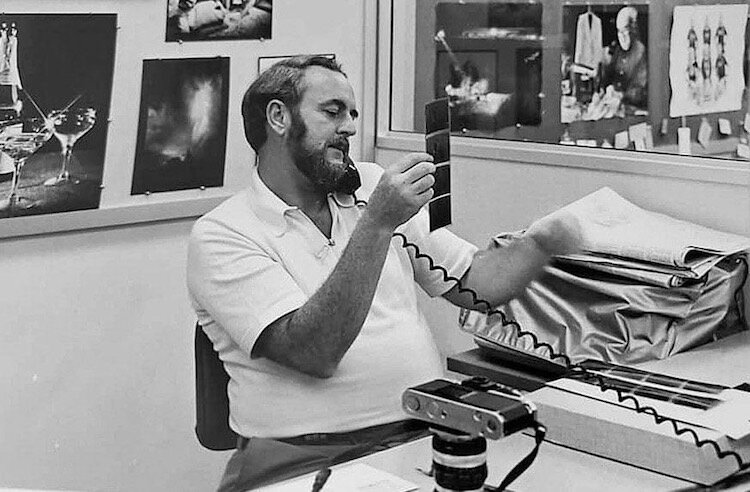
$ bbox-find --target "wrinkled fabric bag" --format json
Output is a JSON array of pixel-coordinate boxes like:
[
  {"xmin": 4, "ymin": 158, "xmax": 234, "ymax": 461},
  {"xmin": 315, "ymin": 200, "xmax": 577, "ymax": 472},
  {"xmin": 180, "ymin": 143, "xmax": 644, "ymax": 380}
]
[{"xmin": 460, "ymin": 238, "xmax": 747, "ymax": 366}]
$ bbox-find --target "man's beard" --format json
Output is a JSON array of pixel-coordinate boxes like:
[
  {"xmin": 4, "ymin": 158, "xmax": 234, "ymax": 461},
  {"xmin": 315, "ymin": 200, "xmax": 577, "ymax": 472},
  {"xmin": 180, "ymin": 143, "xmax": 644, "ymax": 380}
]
[{"xmin": 288, "ymin": 114, "xmax": 349, "ymax": 194}]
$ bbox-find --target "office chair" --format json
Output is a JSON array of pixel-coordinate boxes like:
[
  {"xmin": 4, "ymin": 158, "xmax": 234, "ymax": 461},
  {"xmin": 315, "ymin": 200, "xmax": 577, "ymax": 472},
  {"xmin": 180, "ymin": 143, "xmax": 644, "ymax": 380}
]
[{"xmin": 194, "ymin": 322, "xmax": 238, "ymax": 451}]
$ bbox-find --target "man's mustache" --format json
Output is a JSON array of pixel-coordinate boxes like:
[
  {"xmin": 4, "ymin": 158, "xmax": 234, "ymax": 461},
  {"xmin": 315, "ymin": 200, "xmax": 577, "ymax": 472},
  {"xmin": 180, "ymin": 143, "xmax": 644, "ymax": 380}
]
[{"xmin": 328, "ymin": 137, "xmax": 350, "ymax": 156}]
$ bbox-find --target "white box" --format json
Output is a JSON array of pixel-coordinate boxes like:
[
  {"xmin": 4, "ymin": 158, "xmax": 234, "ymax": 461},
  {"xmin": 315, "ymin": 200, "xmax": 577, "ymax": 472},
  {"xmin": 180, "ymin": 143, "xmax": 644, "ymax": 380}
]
[{"xmin": 528, "ymin": 332, "xmax": 750, "ymax": 485}]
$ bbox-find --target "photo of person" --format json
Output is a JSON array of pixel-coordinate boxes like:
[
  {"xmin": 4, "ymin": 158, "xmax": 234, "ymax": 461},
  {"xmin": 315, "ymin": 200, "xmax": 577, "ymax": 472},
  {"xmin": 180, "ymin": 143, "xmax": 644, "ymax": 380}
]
[
  {"xmin": 131, "ymin": 57, "xmax": 229, "ymax": 195},
  {"xmin": 434, "ymin": 1, "xmax": 543, "ymax": 133},
  {"xmin": 165, "ymin": 0, "xmax": 272, "ymax": 42},
  {"xmin": 561, "ymin": 4, "xmax": 649, "ymax": 123},
  {"xmin": 669, "ymin": 4, "xmax": 748, "ymax": 117}
]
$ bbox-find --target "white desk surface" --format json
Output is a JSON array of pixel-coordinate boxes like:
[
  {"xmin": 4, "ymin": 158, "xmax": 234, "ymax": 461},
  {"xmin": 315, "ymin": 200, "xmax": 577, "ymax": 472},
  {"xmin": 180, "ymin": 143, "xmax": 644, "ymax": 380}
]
[{"xmin": 260, "ymin": 331, "xmax": 750, "ymax": 491}]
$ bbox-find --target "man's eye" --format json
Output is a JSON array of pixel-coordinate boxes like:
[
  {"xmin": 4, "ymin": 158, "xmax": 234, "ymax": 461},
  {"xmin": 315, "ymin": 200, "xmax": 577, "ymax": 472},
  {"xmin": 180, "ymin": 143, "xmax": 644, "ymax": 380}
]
[{"xmin": 325, "ymin": 109, "xmax": 339, "ymax": 116}]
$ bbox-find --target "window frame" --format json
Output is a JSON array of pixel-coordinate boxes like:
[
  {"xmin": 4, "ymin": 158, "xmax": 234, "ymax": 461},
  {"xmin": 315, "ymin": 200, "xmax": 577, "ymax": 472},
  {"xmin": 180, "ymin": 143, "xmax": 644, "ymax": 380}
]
[{"xmin": 373, "ymin": 0, "xmax": 750, "ymax": 187}]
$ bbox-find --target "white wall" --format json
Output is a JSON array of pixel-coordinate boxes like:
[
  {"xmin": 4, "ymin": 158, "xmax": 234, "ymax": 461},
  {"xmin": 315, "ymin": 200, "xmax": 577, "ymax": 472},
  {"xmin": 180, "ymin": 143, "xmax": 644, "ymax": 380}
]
[
  {"xmin": 0, "ymin": 1, "xmax": 368, "ymax": 491},
  {"xmin": 0, "ymin": 221, "xmax": 229, "ymax": 491}
]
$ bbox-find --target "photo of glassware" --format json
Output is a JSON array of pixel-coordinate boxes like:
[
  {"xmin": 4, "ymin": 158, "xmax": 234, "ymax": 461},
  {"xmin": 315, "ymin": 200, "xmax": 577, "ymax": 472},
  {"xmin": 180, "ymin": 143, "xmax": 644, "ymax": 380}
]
[
  {"xmin": 44, "ymin": 106, "xmax": 96, "ymax": 186},
  {"xmin": 0, "ymin": 117, "xmax": 53, "ymax": 213}
]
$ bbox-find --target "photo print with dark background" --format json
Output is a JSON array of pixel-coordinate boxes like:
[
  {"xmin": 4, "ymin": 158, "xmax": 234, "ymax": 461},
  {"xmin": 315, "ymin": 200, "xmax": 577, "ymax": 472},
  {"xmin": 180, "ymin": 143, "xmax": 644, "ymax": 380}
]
[
  {"xmin": 132, "ymin": 57, "xmax": 229, "ymax": 195},
  {"xmin": 434, "ymin": 1, "xmax": 543, "ymax": 133},
  {"xmin": 561, "ymin": 4, "xmax": 649, "ymax": 124},
  {"xmin": 165, "ymin": 0, "xmax": 272, "ymax": 42},
  {"xmin": 0, "ymin": 13, "xmax": 116, "ymax": 219}
]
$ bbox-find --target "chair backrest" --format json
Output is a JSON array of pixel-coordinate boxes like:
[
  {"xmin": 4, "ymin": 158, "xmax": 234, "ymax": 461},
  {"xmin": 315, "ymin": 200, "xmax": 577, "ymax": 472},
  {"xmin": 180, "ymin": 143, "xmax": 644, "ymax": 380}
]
[{"xmin": 194, "ymin": 322, "xmax": 238, "ymax": 451}]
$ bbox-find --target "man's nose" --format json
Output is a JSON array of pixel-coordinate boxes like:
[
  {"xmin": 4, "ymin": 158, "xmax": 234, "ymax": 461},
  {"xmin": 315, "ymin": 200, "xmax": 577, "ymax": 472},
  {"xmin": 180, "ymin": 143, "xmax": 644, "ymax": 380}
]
[{"xmin": 339, "ymin": 113, "xmax": 357, "ymax": 137}]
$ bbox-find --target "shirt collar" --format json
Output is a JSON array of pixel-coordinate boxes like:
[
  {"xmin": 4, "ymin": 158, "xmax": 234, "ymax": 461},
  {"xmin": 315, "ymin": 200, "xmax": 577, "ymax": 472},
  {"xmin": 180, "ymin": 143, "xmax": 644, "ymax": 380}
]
[
  {"xmin": 247, "ymin": 166, "xmax": 295, "ymax": 237},
  {"xmin": 247, "ymin": 166, "xmax": 357, "ymax": 236}
]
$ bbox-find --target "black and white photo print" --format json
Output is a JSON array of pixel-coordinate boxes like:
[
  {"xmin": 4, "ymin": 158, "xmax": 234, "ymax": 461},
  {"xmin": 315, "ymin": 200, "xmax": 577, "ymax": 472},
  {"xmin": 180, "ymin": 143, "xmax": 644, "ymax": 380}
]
[{"xmin": 131, "ymin": 57, "xmax": 229, "ymax": 195}]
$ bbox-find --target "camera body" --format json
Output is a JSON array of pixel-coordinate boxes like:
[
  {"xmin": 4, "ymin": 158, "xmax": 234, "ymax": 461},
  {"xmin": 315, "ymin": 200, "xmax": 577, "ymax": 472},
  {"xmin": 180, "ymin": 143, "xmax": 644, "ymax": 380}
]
[{"xmin": 402, "ymin": 377, "xmax": 537, "ymax": 440}]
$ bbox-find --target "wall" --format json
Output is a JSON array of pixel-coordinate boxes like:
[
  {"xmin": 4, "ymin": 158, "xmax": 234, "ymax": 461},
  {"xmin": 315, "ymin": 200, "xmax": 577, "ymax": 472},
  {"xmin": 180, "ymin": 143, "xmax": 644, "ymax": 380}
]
[
  {"xmin": 0, "ymin": 1, "xmax": 369, "ymax": 491},
  {"xmin": 375, "ymin": 146, "xmax": 750, "ymax": 358}
]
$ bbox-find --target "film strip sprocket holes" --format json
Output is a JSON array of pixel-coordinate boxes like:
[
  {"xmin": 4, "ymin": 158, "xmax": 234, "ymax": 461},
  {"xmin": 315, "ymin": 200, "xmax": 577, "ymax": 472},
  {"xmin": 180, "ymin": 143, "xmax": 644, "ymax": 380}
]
[{"xmin": 425, "ymin": 98, "xmax": 451, "ymax": 231}]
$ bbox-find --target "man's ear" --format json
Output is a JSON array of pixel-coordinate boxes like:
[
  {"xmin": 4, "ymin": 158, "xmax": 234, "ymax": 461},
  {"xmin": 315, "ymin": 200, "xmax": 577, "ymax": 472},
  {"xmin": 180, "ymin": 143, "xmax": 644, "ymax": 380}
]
[{"xmin": 266, "ymin": 99, "xmax": 290, "ymax": 137}]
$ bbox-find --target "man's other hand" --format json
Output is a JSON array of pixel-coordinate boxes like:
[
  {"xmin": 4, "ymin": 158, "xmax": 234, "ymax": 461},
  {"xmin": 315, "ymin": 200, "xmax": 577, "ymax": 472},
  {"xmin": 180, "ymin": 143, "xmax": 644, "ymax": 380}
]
[
  {"xmin": 367, "ymin": 153, "xmax": 435, "ymax": 230},
  {"xmin": 525, "ymin": 208, "xmax": 583, "ymax": 257}
]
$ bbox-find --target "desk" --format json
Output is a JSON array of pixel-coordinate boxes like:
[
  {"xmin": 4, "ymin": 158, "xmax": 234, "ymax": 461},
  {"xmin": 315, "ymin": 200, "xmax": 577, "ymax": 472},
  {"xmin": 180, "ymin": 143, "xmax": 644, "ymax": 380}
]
[
  {"xmin": 258, "ymin": 432, "xmax": 690, "ymax": 491},
  {"xmin": 260, "ymin": 331, "xmax": 750, "ymax": 491}
]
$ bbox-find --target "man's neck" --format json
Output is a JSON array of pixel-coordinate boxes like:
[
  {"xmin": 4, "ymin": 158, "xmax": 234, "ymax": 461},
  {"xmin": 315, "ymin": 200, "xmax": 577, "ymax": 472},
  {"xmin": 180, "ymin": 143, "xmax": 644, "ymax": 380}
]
[{"xmin": 257, "ymin": 149, "xmax": 331, "ymax": 220}]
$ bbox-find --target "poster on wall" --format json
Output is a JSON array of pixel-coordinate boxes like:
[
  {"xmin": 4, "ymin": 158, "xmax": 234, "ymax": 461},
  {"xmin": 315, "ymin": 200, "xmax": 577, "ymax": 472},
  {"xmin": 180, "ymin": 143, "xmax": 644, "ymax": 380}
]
[
  {"xmin": 165, "ymin": 0, "xmax": 272, "ymax": 42},
  {"xmin": 434, "ymin": 2, "xmax": 543, "ymax": 133},
  {"xmin": 0, "ymin": 13, "xmax": 116, "ymax": 219},
  {"xmin": 669, "ymin": 4, "xmax": 748, "ymax": 118},
  {"xmin": 131, "ymin": 57, "xmax": 229, "ymax": 195},
  {"xmin": 561, "ymin": 4, "xmax": 649, "ymax": 123}
]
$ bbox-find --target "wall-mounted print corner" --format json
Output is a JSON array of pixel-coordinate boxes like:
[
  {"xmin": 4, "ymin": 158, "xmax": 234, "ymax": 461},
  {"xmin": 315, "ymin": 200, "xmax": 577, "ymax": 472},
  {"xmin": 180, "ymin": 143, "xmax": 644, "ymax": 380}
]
[{"xmin": 165, "ymin": 0, "xmax": 272, "ymax": 42}]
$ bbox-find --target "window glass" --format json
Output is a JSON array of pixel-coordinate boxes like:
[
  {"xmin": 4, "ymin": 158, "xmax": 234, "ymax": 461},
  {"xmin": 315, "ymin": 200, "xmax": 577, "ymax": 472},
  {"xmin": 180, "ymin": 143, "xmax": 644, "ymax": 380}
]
[{"xmin": 387, "ymin": 0, "xmax": 750, "ymax": 162}]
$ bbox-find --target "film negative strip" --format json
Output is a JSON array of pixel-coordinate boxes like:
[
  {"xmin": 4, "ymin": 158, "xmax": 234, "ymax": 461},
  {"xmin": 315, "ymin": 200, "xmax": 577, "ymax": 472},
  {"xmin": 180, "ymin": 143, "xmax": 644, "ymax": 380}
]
[{"xmin": 425, "ymin": 98, "xmax": 451, "ymax": 231}]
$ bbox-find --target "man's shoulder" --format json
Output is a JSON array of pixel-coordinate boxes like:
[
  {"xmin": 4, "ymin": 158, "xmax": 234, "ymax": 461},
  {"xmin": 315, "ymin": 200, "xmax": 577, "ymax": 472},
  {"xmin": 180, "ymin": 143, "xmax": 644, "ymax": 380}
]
[{"xmin": 190, "ymin": 190, "xmax": 256, "ymax": 240}]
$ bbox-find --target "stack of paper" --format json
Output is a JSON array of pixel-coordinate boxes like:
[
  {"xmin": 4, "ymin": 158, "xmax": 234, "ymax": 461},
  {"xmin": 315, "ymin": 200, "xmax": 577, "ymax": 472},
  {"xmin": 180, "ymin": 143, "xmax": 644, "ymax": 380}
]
[{"xmin": 555, "ymin": 187, "xmax": 750, "ymax": 288}]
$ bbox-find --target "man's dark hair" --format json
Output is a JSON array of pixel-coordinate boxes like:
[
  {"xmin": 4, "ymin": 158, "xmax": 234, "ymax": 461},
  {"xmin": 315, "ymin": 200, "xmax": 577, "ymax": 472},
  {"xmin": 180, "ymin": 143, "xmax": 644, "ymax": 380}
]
[{"xmin": 241, "ymin": 55, "xmax": 346, "ymax": 152}]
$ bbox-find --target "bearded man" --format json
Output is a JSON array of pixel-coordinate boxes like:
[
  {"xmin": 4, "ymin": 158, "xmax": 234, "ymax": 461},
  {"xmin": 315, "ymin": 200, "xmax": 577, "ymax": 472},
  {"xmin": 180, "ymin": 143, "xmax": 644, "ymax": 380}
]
[
  {"xmin": 187, "ymin": 55, "xmax": 581, "ymax": 490},
  {"xmin": 601, "ymin": 6, "xmax": 648, "ymax": 109}
]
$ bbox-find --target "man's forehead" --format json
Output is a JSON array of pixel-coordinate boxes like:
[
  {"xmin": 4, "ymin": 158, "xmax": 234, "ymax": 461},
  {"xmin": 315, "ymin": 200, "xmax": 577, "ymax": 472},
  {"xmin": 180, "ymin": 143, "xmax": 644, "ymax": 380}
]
[{"xmin": 299, "ymin": 66, "xmax": 356, "ymax": 105}]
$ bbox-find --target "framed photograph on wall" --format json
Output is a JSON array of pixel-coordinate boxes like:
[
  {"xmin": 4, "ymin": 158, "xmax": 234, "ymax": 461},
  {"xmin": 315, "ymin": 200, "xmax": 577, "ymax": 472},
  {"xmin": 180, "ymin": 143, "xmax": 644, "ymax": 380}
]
[
  {"xmin": 165, "ymin": 0, "xmax": 272, "ymax": 43},
  {"xmin": 561, "ymin": 4, "xmax": 649, "ymax": 124},
  {"xmin": 131, "ymin": 57, "xmax": 230, "ymax": 195},
  {"xmin": 432, "ymin": 2, "xmax": 543, "ymax": 133},
  {"xmin": 0, "ymin": 13, "xmax": 116, "ymax": 220},
  {"xmin": 669, "ymin": 4, "xmax": 748, "ymax": 117}
]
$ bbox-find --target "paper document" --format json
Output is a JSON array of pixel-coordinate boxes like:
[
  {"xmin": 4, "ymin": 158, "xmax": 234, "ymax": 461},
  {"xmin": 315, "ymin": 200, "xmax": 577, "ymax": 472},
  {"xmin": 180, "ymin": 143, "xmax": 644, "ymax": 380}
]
[
  {"xmin": 259, "ymin": 463, "xmax": 419, "ymax": 492},
  {"xmin": 559, "ymin": 187, "xmax": 750, "ymax": 271},
  {"xmin": 555, "ymin": 255, "xmax": 690, "ymax": 288}
]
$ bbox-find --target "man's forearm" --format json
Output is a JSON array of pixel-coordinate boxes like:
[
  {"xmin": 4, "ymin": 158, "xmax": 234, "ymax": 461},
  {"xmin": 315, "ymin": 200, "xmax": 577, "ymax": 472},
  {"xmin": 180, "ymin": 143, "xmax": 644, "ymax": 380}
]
[
  {"xmin": 254, "ymin": 211, "xmax": 395, "ymax": 378},
  {"xmin": 254, "ymin": 152, "xmax": 438, "ymax": 377},
  {"xmin": 443, "ymin": 235, "xmax": 550, "ymax": 311}
]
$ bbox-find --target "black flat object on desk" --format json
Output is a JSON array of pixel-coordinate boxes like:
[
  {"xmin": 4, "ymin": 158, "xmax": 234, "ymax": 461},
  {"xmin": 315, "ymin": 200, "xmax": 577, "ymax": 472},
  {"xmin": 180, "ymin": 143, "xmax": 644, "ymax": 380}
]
[{"xmin": 448, "ymin": 336, "xmax": 568, "ymax": 392}]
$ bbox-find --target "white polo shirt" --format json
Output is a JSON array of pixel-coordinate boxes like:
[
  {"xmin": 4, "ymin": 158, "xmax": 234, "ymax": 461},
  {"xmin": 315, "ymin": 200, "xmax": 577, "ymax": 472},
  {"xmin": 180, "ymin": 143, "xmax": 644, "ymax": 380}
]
[{"xmin": 187, "ymin": 162, "xmax": 477, "ymax": 438}]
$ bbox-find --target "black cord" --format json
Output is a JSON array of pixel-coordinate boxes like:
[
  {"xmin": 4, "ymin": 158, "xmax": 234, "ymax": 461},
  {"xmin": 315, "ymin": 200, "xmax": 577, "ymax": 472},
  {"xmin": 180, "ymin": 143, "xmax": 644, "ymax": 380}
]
[
  {"xmin": 391, "ymin": 224, "xmax": 750, "ymax": 475},
  {"xmin": 393, "ymin": 231, "xmax": 573, "ymax": 367},
  {"xmin": 350, "ymin": 194, "xmax": 750, "ymax": 483}
]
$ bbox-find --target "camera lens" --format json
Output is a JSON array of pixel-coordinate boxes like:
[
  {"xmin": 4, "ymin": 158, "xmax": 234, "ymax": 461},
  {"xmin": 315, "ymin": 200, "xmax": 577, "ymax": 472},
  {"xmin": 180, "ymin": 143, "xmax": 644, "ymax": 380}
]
[{"xmin": 431, "ymin": 430, "xmax": 487, "ymax": 492}]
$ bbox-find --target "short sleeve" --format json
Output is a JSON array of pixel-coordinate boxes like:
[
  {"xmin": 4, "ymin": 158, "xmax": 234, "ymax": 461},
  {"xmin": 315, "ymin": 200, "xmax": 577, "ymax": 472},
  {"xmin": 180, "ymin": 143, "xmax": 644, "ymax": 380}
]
[
  {"xmin": 396, "ymin": 208, "xmax": 478, "ymax": 297},
  {"xmin": 187, "ymin": 217, "xmax": 306, "ymax": 356}
]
